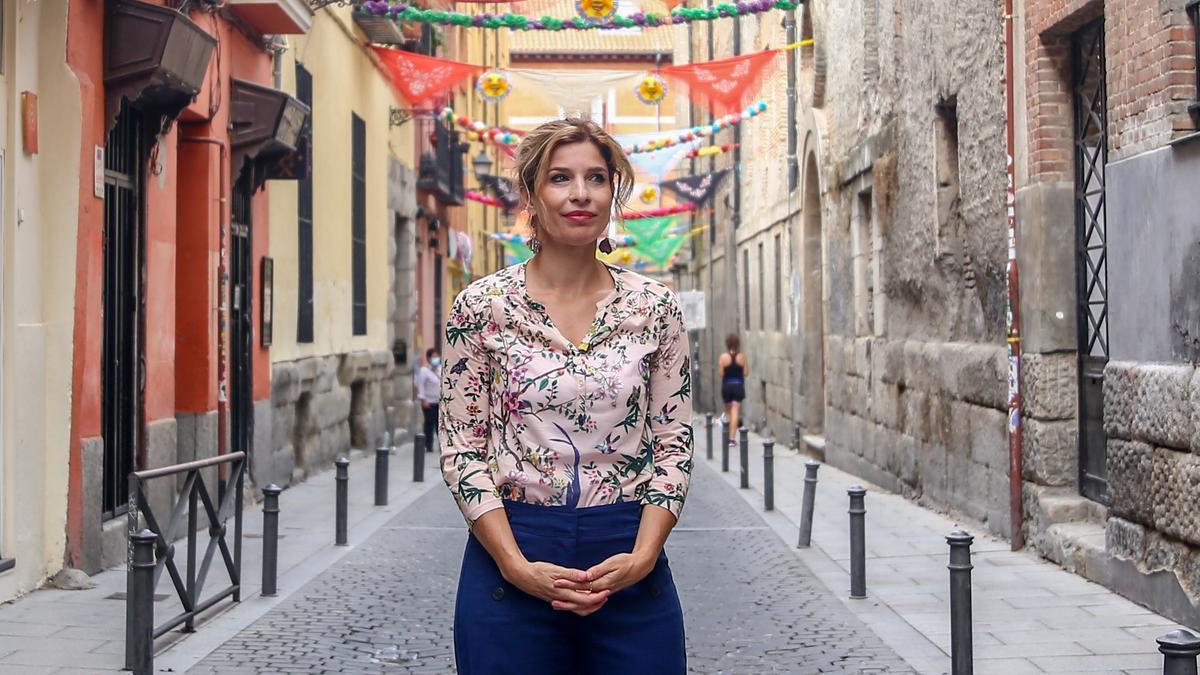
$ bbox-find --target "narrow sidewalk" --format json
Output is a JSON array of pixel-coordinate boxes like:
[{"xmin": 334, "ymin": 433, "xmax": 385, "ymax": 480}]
[
  {"xmin": 0, "ymin": 441, "xmax": 440, "ymax": 674},
  {"xmin": 701, "ymin": 417, "xmax": 1185, "ymax": 675}
]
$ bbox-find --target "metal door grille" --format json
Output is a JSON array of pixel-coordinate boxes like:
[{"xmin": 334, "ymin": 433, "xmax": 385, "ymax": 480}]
[
  {"xmin": 231, "ymin": 173, "xmax": 254, "ymax": 461},
  {"xmin": 102, "ymin": 104, "xmax": 144, "ymax": 518},
  {"xmin": 1073, "ymin": 19, "xmax": 1109, "ymax": 502}
]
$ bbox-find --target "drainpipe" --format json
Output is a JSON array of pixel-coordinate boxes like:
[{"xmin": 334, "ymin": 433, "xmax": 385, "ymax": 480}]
[
  {"xmin": 1004, "ymin": 0, "xmax": 1025, "ymax": 550},
  {"xmin": 179, "ymin": 135, "xmax": 231, "ymax": 476}
]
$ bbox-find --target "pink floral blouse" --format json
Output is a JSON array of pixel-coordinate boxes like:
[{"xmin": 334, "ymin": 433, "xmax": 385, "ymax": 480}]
[{"xmin": 438, "ymin": 262, "xmax": 694, "ymax": 524}]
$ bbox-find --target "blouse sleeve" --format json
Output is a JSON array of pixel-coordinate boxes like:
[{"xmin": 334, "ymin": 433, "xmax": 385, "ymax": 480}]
[
  {"xmin": 439, "ymin": 290, "xmax": 505, "ymax": 524},
  {"xmin": 641, "ymin": 291, "xmax": 694, "ymax": 520}
]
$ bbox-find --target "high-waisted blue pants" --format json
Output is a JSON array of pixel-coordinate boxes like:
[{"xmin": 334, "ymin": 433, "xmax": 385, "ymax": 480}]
[{"xmin": 454, "ymin": 500, "xmax": 686, "ymax": 674}]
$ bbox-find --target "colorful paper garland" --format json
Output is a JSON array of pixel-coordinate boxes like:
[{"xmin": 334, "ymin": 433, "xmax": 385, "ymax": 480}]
[
  {"xmin": 624, "ymin": 203, "xmax": 697, "ymax": 219},
  {"xmin": 476, "ymin": 70, "xmax": 512, "ymax": 103},
  {"xmin": 576, "ymin": 0, "xmax": 617, "ymax": 23},
  {"xmin": 624, "ymin": 101, "xmax": 767, "ymax": 154},
  {"xmin": 441, "ymin": 107, "xmax": 522, "ymax": 146},
  {"xmin": 355, "ymin": 0, "xmax": 800, "ymax": 32},
  {"xmin": 635, "ymin": 73, "xmax": 669, "ymax": 106}
]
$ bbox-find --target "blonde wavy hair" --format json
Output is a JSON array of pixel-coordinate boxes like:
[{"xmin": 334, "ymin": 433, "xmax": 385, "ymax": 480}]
[{"xmin": 514, "ymin": 117, "xmax": 635, "ymax": 232}]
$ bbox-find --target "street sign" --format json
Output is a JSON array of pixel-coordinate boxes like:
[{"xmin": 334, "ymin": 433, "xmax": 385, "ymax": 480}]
[{"xmin": 679, "ymin": 290, "xmax": 706, "ymax": 331}]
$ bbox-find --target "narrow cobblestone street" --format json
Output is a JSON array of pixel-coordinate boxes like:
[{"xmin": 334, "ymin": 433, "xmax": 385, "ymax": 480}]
[{"xmin": 192, "ymin": 461, "xmax": 914, "ymax": 673}]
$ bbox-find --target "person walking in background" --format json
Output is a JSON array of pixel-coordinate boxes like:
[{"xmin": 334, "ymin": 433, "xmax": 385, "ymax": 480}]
[
  {"xmin": 439, "ymin": 117, "xmax": 693, "ymax": 674},
  {"xmin": 416, "ymin": 348, "xmax": 441, "ymax": 453},
  {"xmin": 719, "ymin": 333, "xmax": 748, "ymax": 446}
]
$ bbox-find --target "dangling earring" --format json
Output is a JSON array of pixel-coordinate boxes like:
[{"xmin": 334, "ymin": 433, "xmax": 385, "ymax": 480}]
[
  {"xmin": 598, "ymin": 237, "xmax": 614, "ymax": 254},
  {"xmin": 526, "ymin": 223, "xmax": 542, "ymax": 254},
  {"xmin": 516, "ymin": 208, "xmax": 540, "ymax": 253}
]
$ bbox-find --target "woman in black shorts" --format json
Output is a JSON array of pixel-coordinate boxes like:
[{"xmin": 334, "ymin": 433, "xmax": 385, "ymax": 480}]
[{"xmin": 718, "ymin": 333, "xmax": 748, "ymax": 446}]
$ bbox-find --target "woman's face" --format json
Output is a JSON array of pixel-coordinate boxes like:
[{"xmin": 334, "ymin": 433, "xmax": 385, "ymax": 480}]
[{"xmin": 532, "ymin": 141, "xmax": 613, "ymax": 250}]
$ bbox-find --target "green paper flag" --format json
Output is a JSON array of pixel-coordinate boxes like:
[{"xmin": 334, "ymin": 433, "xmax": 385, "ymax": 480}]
[
  {"xmin": 501, "ymin": 239, "xmax": 533, "ymax": 264},
  {"xmin": 623, "ymin": 216, "xmax": 677, "ymax": 243},
  {"xmin": 633, "ymin": 234, "xmax": 687, "ymax": 268}
]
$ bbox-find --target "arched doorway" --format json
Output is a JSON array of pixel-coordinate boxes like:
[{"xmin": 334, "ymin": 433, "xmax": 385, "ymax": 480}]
[{"xmin": 801, "ymin": 153, "xmax": 826, "ymax": 436}]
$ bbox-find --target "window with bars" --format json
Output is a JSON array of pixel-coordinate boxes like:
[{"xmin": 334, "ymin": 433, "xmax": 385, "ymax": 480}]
[
  {"xmin": 296, "ymin": 63, "xmax": 314, "ymax": 343},
  {"xmin": 351, "ymin": 114, "xmax": 367, "ymax": 335}
]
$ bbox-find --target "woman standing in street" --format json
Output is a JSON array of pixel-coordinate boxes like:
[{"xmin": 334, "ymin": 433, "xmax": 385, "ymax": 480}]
[
  {"xmin": 438, "ymin": 118, "xmax": 693, "ymax": 674},
  {"xmin": 718, "ymin": 333, "xmax": 748, "ymax": 446}
]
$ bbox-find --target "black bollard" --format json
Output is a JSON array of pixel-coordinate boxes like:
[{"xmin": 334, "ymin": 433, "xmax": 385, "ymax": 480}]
[
  {"xmin": 793, "ymin": 423, "xmax": 802, "ymax": 453},
  {"xmin": 1158, "ymin": 629, "xmax": 1200, "ymax": 675},
  {"xmin": 261, "ymin": 485, "xmax": 281, "ymax": 597},
  {"xmin": 763, "ymin": 440, "xmax": 775, "ymax": 511},
  {"xmin": 947, "ymin": 530, "xmax": 974, "ymax": 675},
  {"xmin": 797, "ymin": 461, "xmax": 820, "ymax": 547},
  {"xmin": 739, "ymin": 427, "xmax": 749, "ymax": 489},
  {"xmin": 375, "ymin": 433, "xmax": 390, "ymax": 507},
  {"xmin": 848, "ymin": 485, "xmax": 867, "ymax": 599},
  {"xmin": 335, "ymin": 457, "xmax": 349, "ymax": 546},
  {"xmin": 705, "ymin": 413, "xmax": 714, "ymax": 461},
  {"xmin": 126, "ymin": 529, "xmax": 157, "ymax": 675},
  {"xmin": 413, "ymin": 433, "xmax": 426, "ymax": 482},
  {"xmin": 720, "ymin": 421, "xmax": 730, "ymax": 472}
]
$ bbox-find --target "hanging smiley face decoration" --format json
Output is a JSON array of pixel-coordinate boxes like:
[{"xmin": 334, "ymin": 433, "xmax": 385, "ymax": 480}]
[
  {"xmin": 639, "ymin": 185, "xmax": 659, "ymax": 204},
  {"xmin": 476, "ymin": 70, "xmax": 512, "ymax": 103},
  {"xmin": 635, "ymin": 73, "xmax": 668, "ymax": 106},
  {"xmin": 576, "ymin": 0, "xmax": 617, "ymax": 23}
]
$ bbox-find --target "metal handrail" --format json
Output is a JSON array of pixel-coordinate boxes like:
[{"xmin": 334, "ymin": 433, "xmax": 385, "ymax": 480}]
[{"xmin": 125, "ymin": 452, "xmax": 245, "ymax": 672}]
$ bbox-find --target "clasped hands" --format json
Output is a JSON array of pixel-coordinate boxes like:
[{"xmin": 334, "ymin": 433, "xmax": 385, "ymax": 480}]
[{"xmin": 502, "ymin": 552, "xmax": 655, "ymax": 616}]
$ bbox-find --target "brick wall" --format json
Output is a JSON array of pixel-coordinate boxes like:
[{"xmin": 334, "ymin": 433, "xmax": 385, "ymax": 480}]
[{"xmin": 1025, "ymin": 0, "xmax": 1198, "ymax": 182}]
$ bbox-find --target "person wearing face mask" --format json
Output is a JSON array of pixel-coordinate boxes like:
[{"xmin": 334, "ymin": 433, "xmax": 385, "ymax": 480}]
[{"xmin": 416, "ymin": 348, "xmax": 442, "ymax": 454}]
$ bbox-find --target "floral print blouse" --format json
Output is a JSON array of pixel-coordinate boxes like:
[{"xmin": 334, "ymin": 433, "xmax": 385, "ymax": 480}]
[{"xmin": 438, "ymin": 262, "xmax": 694, "ymax": 524}]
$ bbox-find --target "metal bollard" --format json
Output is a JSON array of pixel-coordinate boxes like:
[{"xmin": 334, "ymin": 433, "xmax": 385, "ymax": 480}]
[
  {"xmin": 848, "ymin": 485, "xmax": 867, "ymax": 599},
  {"xmin": 763, "ymin": 440, "xmax": 775, "ymax": 511},
  {"xmin": 739, "ymin": 427, "xmax": 749, "ymax": 489},
  {"xmin": 793, "ymin": 423, "xmax": 802, "ymax": 453},
  {"xmin": 1158, "ymin": 629, "xmax": 1200, "ymax": 675},
  {"xmin": 705, "ymin": 413, "xmax": 714, "ymax": 461},
  {"xmin": 413, "ymin": 433, "xmax": 426, "ymax": 482},
  {"xmin": 797, "ymin": 461, "xmax": 820, "ymax": 547},
  {"xmin": 126, "ymin": 529, "xmax": 157, "ymax": 675},
  {"xmin": 335, "ymin": 457, "xmax": 349, "ymax": 546},
  {"xmin": 261, "ymin": 485, "xmax": 282, "ymax": 597},
  {"xmin": 720, "ymin": 421, "xmax": 730, "ymax": 472},
  {"xmin": 375, "ymin": 433, "xmax": 390, "ymax": 507},
  {"xmin": 947, "ymin": 530, "xmax": 974, "ymax": 675}
]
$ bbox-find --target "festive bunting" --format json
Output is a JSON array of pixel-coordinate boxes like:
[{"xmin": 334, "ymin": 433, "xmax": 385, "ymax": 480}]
[
  {"xmin": 660, "ymin": 169, "xmax": 730, "ymax": 206},
  {"xmin": 466, "ymin": 190, "xmax": 506, "ymax": 208},
  {"xmin": 625, "ymin": 203, "xmax": 697, "ymax": 219},
  {"xmin": 624, "ymin": 216, "xmax": 677, "ymax": 242},
  {"xmin": 639, "ymin": 185, "xmax": 659, "ymax": 204},
  {"xmin": 659, "ymin": 50, "xmax": 781, "ymax": 112},
  {"xmin": 476, "ymin": 70, "xmax": 512, "ymax": 103},
  {"xmin": 371, "ymin": 46, "xmax": 481, "ymax": 108},
  {"xmin": 506, "ymin": 69, "xmax": 639, "ymax": 114},
  {"xmin": 480, "ymin": 174, "xmax": 521, "ymax": 211},
  {"xmin": 501, "ymin": 239, "xmax": 534, "ymax": 263},
  {"xmin": 576, "ymin": 0, "xmax": 617, "ymax": 22},
  {"xmin": 441, "ymin": 107, "xmax": 522, "ymax": 146},
  {"xmin": 355, "ymin": 0, "xmax": 800, "ymax": 32},
  {"xmin": 633, "ymin": 234, "xmax": 688, "ymax": 267},
  {"xmin": 622, "ymin": 101, "xmax": 767, "ymax": 154},
  {"xmin": 685, "ymin": 143, "xmax": 737, "ymax": 158},
  {"xmin": 634, "ymin": 73, "xmax": 669, "ymax": 106}
]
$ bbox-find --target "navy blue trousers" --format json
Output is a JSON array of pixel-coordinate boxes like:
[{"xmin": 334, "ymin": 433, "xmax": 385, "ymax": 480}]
[{"xmin": 454, "ymin": 500, "xmax": 686, "ymax": 674}]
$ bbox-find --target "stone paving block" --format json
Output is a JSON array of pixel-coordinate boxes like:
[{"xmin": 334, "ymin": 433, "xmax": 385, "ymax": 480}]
[
  {"xmin": 1151, "ymin": 447, "xmax": 1200, "ymax": 546},
  {"xmin": 1108, "ymin": 439, "xmax": 1155, "ymax": 526}
]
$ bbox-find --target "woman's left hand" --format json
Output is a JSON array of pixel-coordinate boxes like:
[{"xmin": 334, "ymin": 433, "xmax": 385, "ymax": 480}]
[{"xmin": 554, "ymin": 552, "xmax": 656, "ymax": 599}]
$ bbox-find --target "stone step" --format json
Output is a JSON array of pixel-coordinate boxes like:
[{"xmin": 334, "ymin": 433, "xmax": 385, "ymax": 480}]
[
  {"xmin": 1036, "ymin": 487, "xmax": 1108, "ymax": 526},
  {"xmin": 1043, "ymin": 520, "xmax": 1108, "ymax": 575},
  {"xmin": 803, "ymin": 434, "xmax": 826, "ymax": 462}
]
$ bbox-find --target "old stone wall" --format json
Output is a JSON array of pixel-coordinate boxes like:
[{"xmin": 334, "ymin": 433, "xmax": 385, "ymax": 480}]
[{"xmin": 269, "ymin": 350, "xmax": 394, "ymax": 485}]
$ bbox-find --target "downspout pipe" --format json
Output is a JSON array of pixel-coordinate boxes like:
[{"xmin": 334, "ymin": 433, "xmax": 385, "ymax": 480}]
[{"xmin": 1004, "ymin": 0, "xmax": 1025, "ymax": 550}]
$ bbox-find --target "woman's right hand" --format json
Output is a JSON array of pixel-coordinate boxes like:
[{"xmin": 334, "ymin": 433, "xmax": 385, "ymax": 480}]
[{"xmin": 502, "ymin": 559, "xmax": 610, "ymax": 616}]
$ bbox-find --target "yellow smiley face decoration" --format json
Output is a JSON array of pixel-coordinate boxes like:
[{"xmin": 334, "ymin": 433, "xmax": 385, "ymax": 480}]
[
  {"xmin": 576, "ymin": 0, "xmax": 617, "ymax": 23},
  {"xmin": 635, "ymin": 74, "xmax": 668, "ymax": 105},
  {"xmin": 476, "ymin": 70, "xmax": 512, "ymax": 103},
  {"xmin": 640, "ymin": 185, "xmax": 659, "ymax": 204}
]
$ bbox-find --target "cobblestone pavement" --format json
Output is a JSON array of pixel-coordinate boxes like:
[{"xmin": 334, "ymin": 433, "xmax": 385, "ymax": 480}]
[{"xmin": 191, "ymin": 463, "xmax": 915, "ymax": 673}]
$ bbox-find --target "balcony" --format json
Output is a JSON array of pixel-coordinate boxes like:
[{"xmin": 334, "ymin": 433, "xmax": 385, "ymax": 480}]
[{"xmin": 229, "ymin": 0, "xmax": 313, "ymax": 34}]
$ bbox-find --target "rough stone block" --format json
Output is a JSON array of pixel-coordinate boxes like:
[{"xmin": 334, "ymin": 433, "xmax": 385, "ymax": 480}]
[
  {"xmin": 871, "ymin": 379, "xmax": 901, "ymax": 430},
  {"xmin": 271, "ymin": 361, "xmax": 300, "ymax": 405},
  {"xmin": 1021, "ymin": 352, "xmax": 1078, "ymax": 421},
  {"xmin": 851, "ymin": 338, "xmax": 870, "ymax": 378},
  {"xmin": 1191, "ymin": 369, "xmax": 1200, "ymax": 454},
  {"xmin": 80, "ymin": 436, "xmax": 104, "ymax": 574},
  {"xmin": 952, "ymin": 344, "xmax": 1006, "ymax": 410},
  {"xmin": 1106, "ymin": 517, "xmax": 1146, "ymax": 562},
  {"xmin": 317, "ymin": 387, "xmax": 353, "ymax": 430},
  {"xmin": 826, "ymin": 335, "xmax": 846, "ymax": 375},
  {"xmin": 968, "ymin": 405, "xmax": 1008, "ymax": 472},
  {"xmin": 900, "ymin": 389, "xmax": 930, "ymax": 443},
  {"xmin": 897, "ymin": 434, "xmax": 918, "ymax": 487},
  {"xmin": 1152, "ymin": 447, "xmax": 1200, "ymax": 546},
  {"xmin": 1106, "ymin": 362, "xmax": 1194, "ymax": 450},
  {"xmin": 927, "ymin": 394, "xmax": 954, "ymax": 447},
  {"xmin": 1144, "ymin": 530, "xmax": 1189, "ymax": 573},
  {"xmin": 918, "ymin": 442, "xmax": 948, "ymax": 502},
  {"xmin": 1180, "ymin": 545, "xmax": 1200, "ymax": 599},
  {"xmin": 877, "ymin": 339, "xmax": 906, "ymax": 386},
  {"xmin": 1108, "ymin": 439, "xmax": 1155, "ymax": 526},
  {"xmin": 1021, "ymin": 418, "xmax": 1077, "ymax": 487},
  {"xmin": 845, "ymin": 375, "xmax": 868, "ymax": 418},
  {"xmin": 903, "ymin": 341, "xmax": 940, "ymax": 395},
  {"xmin": 946, "ymin": 450, "xmax": 989, "ymax": 522}
]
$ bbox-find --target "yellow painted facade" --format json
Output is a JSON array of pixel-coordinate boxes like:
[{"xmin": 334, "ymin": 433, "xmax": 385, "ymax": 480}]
[{"xmin": 269, "ymin": 7, "xmax": 416, "ymax": 363}]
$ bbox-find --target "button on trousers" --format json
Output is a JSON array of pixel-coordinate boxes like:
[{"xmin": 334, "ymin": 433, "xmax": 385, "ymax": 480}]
[{"xmin": 454, "ymin": 500, "xmax": 686, "ymax": 674}]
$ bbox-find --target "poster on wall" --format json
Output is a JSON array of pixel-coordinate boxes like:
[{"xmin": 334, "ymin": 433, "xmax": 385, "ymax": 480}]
[{"xmin": 261, "ymin": 257, "xmax": 273, "ymax": 347}]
